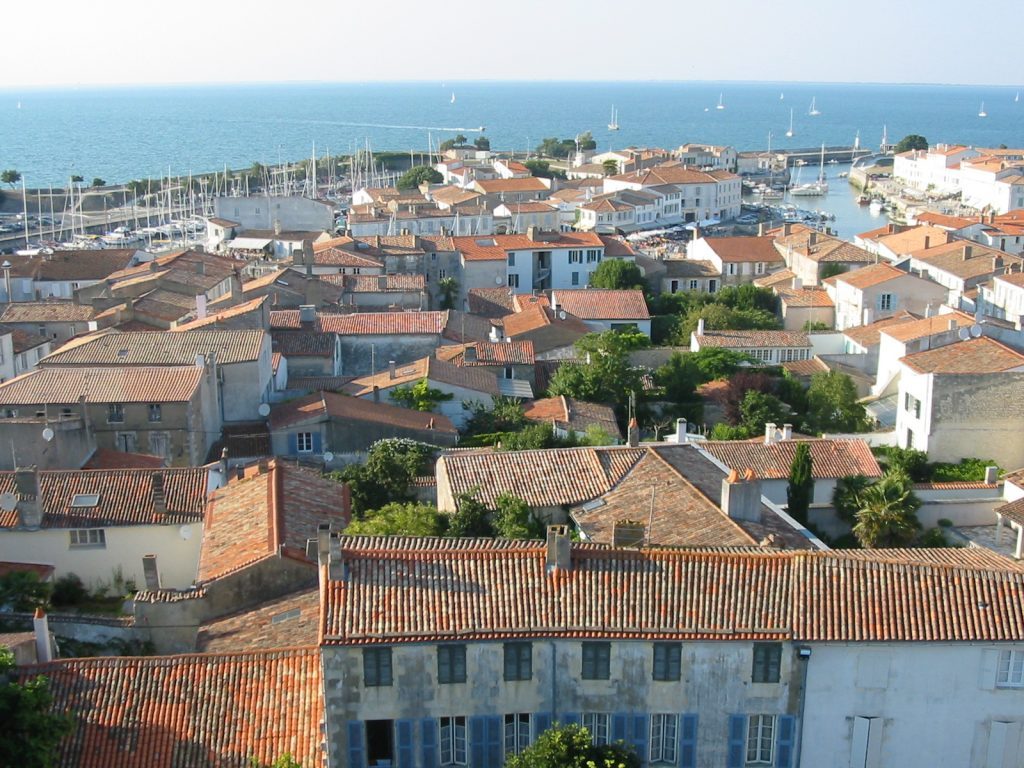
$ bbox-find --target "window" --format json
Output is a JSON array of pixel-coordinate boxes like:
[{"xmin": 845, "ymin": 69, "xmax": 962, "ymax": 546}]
[
  {"xmin": 507, "ymin": 253, "xmax": 516, "ymax": 267},
  {"xmin": 363, "ymin": 647, "xmax": 393, "ymax": 687},
  {"xmin": 107, "ymin": 403, "xmax": 124, "ymax": 423},
  {"xmin": 440, "ymin": 716, "xmax": 467, "ymax": 766},
  {"xmin": 653, "ymin": 642, "xmax": 682, "ymax": 681},
  {"xmin": 439, "ymin": 269, "xmax": 447, "ymax": 280},
  {"xmin": 583, "ymin": 713, "xmax": 609, "ymax": 746},
  {"xmin": 650, "ymin": 714, "xmax": 678, "ymax": 765},
  {"xmin": 508, "ymin": 274, "xmax": 520, "ymax": 288},
  {"xmin": 586, "ymin": 249, "xmax": 601, "ymax": 263},
  {"xmin": 568, "ymin": 250, "xmax": 583, "ymax": 264},
  {"xmin": 148, "ymin": 403, "xmax": 162, "ymax": 423},
  {"xmin": 879, "ymin": 293, "xmax": 894, "ymax": 311},
  {"xmin": 689, "ymin": 279, "xmax": 699, "ymax": 290},
  {"xmin": 297, "ymin": 432, "xmax": 314, "ymax": 453},
  {"xmin": 581, "ymin": 642, "xmax": 610, "ymax": 680},
  {"xmin": 571, "ymin": 271, "xmax": 580, "ymax": 286},
  {"xmin": 69, "ymin": 529, "xmax": 105, "ymax": 548},
  {"xmin": 746, "ymin": 715, "xmax": 775, "ymax": 765},
  {"xmin": 504, "ymin": 642, "xmax": 532, "ymax": 681},
  {"xmin": 996, "ymin": 649, "xmax": 1024, "ymax": 687},
  {"xmin": 504, "ymin": 713, "xmax": 531, "ymax": 756},
  {"xmin": 752, "ymin": 642, "xmax": 781, "ymax": 683},
  {"xmin": 728, "ymin": 263, "xmax": 737, "ymax": 275},
  {"xmin": 755, "ymin": 262, "xmax": 765, "ymax": 274},
  {"xmin": 504, "ymin": 366, "xmax": 514, "ymax": 380},
  {"xmin": 437, "ymin": 644, "xmax": 467, "ymax": 684}
]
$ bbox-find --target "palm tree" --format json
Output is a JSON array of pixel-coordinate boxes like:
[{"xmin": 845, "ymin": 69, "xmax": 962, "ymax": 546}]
[
  {"xmin": 852, "ymin": 472, "xmax": 922, "ymax": 548},
  {"xmin": 832, "ymin": 474, "xmax": 874, "ymax": 524}
]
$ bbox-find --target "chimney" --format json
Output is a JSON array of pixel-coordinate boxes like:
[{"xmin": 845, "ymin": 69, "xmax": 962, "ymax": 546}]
[
  {"xmin": 33, "ymin": 608, "xmax": 52, "ymax": 664},
  {"xmin": 627, "ymin": 417, "xmax": 639, "ymax": 447},
  {"xmin": 721, "ymin": 468, "xmax": 762, "ymax": 523},
  {"xmin": 316, "ymin": 521, "xmax": 332, "ymax": 567},
  {"xmin": 781, "ymin": 423, "xmax": 793, "ymax": 440},
  {"xmin": 489, "ymin": 323, "xmax": 502, "ymax": 343},
  {"xmin": 151, "ymin": 473, "xmax": 167, "ymax": 516},
  {"xmin": 527, "ymin": 225, "xmax": 539, "ymax": 242},
  {"xmin": 984, "ymin": 466, "xmax": 999, "ymax": 484},
  {"xmin": 328, "ymin": 534, "xmax": 345, "ymax": 581},
  {"xmin": 545, "ymin": 525, "xmax": 571, "ymax": 571},
  {"xmin": 15, "ymin": 467, "xmax": 42, "ymax": 530},
  {"xmin": 195, "ymin": 353, "xmax": 205, "ymax": 368},
  {"xmin": 792, "ymin": 277, "xmax": 803, "ymax": 290},
  {"xmin": 947, "ymin": 318, "xmax": 957, "ymax": 331},
  {"xmin": 783, "ymin": 223, "xmax": 793, "ymax": 236},
  {"xmin": 764, "ymin": 422, "xmax": 778, "ymax": 444},
  {"xmin": 377, "ymin": 275, "xmax": 387, "ymax": 291},
  {"xmin": 195, "ymin": 259, "xmax": 205, "ymax": 276},
  {"xmin": 612, "ymin": 519, "xmax": 646, "ymax": 548},
  {"xmin": 298, "ymin": 304, "xmax": 316, "ymax": 325},
  {"xmin": 372, "ymin": 385, "xmax": 380, "ymax": 403},
  {"xmin": 388, "ymin": 360, "xmax": 397, "ymax": 380},
  {"xmin": 219, "ymin": 447, "xmax": 229, "ymax": 480},
  {"xmin": 195, "ymin": 294, "xmax": 207, "ymax": 320},
  {"xmin": 697, "ymin": 317, "xmax": 705, "ymax": 336},
  {"xmin": 923, "ymin": 235, "xmax": 930, "ymax": 250},
  {"xmin": 675, "ymin": 418, "xmax": 688, "ymax": 444},
  {"xmin": 464, "ymin": 345, "xmax": 477, "ymax": 363},
  {"xmin": 758, "ymin": 222, "xmax": 765, "ymax": 237},
  {"xmin": 142, "ymin": 554, "xmax": 161, "ymax": 590},
  {"xmin": 888, "ymin": 224, "xmax": 896, "ymax": 233},
  {"xmin": 924, "ymin": 303, "xmax": 932, "ymax": 318},
  {"xmin": 809, "ymin": 232, "xmax": 818, "ymax": 246},
  {"xmin": 963, "ymin": 245, "xmax": 973, "ymax": 260}
]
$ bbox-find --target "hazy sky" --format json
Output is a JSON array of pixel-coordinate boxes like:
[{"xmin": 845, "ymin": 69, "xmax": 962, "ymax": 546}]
[{"xmin": 2, "ymin": 0, "xmax": 1021, "ymax": 88}]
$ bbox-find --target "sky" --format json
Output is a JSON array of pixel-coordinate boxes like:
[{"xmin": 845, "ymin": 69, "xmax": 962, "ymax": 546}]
[{"xmin": 2, "ymin": 0, "xmax": 1022, "ymax": 89}]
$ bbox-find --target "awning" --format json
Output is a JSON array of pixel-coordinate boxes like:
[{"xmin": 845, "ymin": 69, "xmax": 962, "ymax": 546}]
[
  {"xmin": 225, "ymin": 237, "xmax": 273, "ymax": 250},
  {"xmin": 498, "ymin": 379, "xmax": 534, "ymax": 399}
]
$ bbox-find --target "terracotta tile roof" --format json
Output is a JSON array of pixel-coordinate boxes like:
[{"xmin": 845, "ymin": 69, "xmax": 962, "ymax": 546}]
[
  {"xmin": 496, "ymin": 201, "xmax": 559, "ymax": 214},
  {"xmin": 1, "ymin": 249, "xmax": 137, "ymax": 281},
  {"xmin": 663, "ymin": 259, "xmax": 720, "ymax": 278},
  {"xmin": 431, "ymin": 187, "xmax": 483, "ymax": 206},
  {"xmin": 271, "ymin": 330, "xmax": 335, "ymax": 357},
  {"xmin": 270, "ymin": 309, "xmax": 447, "ymax": 335},
  {"xmin": 467, "ymin": 288, "xmax": 517, "ymax": 316},
  {"xmin": 996, "ymin": 497, "xmax": 1024, "ymax": 526},
  {"xmin": 776, "ymin": 287, "xmax": 833, "ymax": 308},
  {"xmin": 699, "ymin": 236, "xmax": 784, "ymax": 264},
  {"xmin": 437, "ymin": 340, "xmax": 536, "ymax": 366},
  {"xmin": 285, "ymin": 375, "xmax": 354, "ymax": 392},
  {"xmin": 700, "ymin": 438, "xmax": 882, "ymax": 480},
  {"xmin": 610, "ymin": 163, "xmax": 724, "ymax": 187},
  {"xmin": 598, "ymin": 235, "xmax": 638, "ymax": 258},
  {"xmin": 81, "ymin": 448, "xmax": 167, "ymax": 470},
  {"xmin": 913, "ymin": 481, "xmax": 998, "ymax": 491},
  {"xmin": 340, "ymin": 274, "xmax": 425, "ymax": 292},
  {"xmin": 695, "ymin": 329, "xmax": 812, "ymax": 349},
  {"xmin": 208, "ymin": 217, "xmax": 238, "ymax": 227},
  {"xmin": 781, "ymin": 358, "xmax": 830, "ymax": 377},
  {"xmin": 197, "ymin": 459, "xmax": 349, "ymax": 583},
  {"xmin": 879, "ymin": 312, "xmax": 973, "ymax": 343},
  {"xmin": 996, "ymin": 271, "xmax": 1024, "ymax": 288},
  {"xmin": 913, "ymin": 241, "xmax": 1023, "ymax": 281},
  {"xmin": 171, "ymin": 295, "xmax": 269, "ymax": 332},
  {"xmin": 132, "ymin": 289, "xmax": 197, "ymax": 322},
  {"xmin": 0, "ymin": 561, "xmax": 54, "ymax": 579},
  {"xmin": 20, "ymin": 647, "xmax": 324, "ymax": 768},
  {"xmin": 501, "ymin": 304, "xmax": 578, "ymax": 337},
  {"xmin": 269, "ymin": 390, "xmax": 457, "ymax": 435},
  {"xmin": 342, "ymin": 356, "xmax": 500, "ymax": 398},
  {"xmin": 900, "ymin": 336, "xmax": 1024, "ymax": 374},
  {"xmin": 875, "ymin": 225, "xmax": 951, "ymax": 254},
  {"xmin": 313, "ymin": 246, "xmax": 385, "ymax": 268},
  {"xmin": 0, "ymin": 301, "xmax": 96, "ymax": 323},
  {"xmin": 841, "ymin": 311, "xmax": 918, "ymax": 348},
  {"xmin": 0, "ymin": 467, "xmax": 208, "ymax": 529},
  {"xmin": 437, "ymin": 445, "xmax": 646, "ymax": 509},
  {"xmin": 0, "ymin": 366, "xmax": 204, "ymax": 405},
  {"xmin": 40, "ymin": 330, "xmax": 267, "ymax": 366},
  {"xmin": 452, "ymin": 232, "xmax": 603, "ymax": 262},
  {"xmin": 753, "ymin": 268, "xmax": 796, "ymax": 288},
  {"xmin": 196, "ymin": 588, "xmax": 320, "ymax": 653},
  {"xmin": 473, "ymin": 177, "xmax": 550, "ymax": 194},
  {"xmin": 552, "ymin": 289, "xmax": 650, "ymax": 320},
  {"xmin": 108, "ymin": 250, "xmax": 238, "ymax": 291},
  {"xmin": 774, "ymin": 231, "xmax": 876, "ymax": 264},
  {"xmin": 829, "ymin": 262, "xmax": 908, "ymax": 290},
  {"xmin": 321, "ymin": 539, "xmax": 1024, "ymax": 644},
  {"xmin": 913, "ymin": 212, "xmax": 974, "ymax": 230},
  {"xmin": 521, "ymin": 396, "xmax": 622, "ymax": 440}
]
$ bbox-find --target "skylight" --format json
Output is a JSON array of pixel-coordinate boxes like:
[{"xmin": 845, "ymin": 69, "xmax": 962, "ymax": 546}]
[{"xmin": 70, "ymin": 494, "xmax": 101, "ymax": 508}]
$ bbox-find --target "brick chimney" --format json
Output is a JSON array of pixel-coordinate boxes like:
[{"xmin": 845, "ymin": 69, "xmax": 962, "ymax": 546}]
[
  {"xmin": 151, "ymin": 472, "xmax": 167, "ymax": 516},
  {"xmin": 963, "ymin": 245, "xmax": 973, "ymax": 260},
  {"xmin": 546, "ymin": 525, "xmax": 571, "ymax": 571},
  {"xmin": 721, "ymin": 468, "xmax": 762, "ymax": 523},
  {"xmin": 15, "ymin": 467, "xmax": 42, "ymax": 530}
]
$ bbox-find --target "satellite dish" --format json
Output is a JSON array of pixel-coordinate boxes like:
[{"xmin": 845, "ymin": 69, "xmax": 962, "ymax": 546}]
[
  {"xmin": 957, "ymin": 328, "xmax": 970, "ymax": 341},
  {"xmin": 257, "ymin": 403, "xmax": 271, "ymax": 417},
  {"xmin": 41, "ymin": 427, "xmax": 55, "ymax": 442},
  {"xmin": 179, "ymin": 525, "xmax": 192, "ymax": 540},
  {"xmin": 323, "ymin": 451, "xmax": 335, "ymax": 463},
  {"xmin": 970, "ymin": 324, "xmax": 983, "ymax": 338},
  {"xmin": 495, "ymin": 275, "xmax": 504, "ymax": 285},
  {"xmin": 0, "ymin": 493, "xmax": 16, "ymax": 512}
]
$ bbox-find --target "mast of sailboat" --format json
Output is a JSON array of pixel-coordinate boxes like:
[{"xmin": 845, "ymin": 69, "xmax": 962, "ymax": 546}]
[{"xmin": 21, "ymin": 177, "xmax": 30, "ymax": 247}]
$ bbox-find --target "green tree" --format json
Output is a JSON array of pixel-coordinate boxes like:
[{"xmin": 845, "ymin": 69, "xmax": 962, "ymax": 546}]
[
  {"xmin": 875, "ymin": 446, "xmax": 929, "ymax": 482},
  {"xmin": 786, "ymin": 443, "xmax": 814, "ymax": 525},
  {"xmin": 852, "ymin": 472, "xmax": 922, "ymax": 548},
  {"xmin": 448, "ymin": 491, "xmax": 496, "ymax": 537},
  {"xmin": 805, "ymin": 371, "xmax": 868, "ymax": 433},
  {"xmin": 438, "ymin": 276, "xmax": 458, "ymax": 310},
  {"xmin": 70, "ymin": 175, "xmax": 84, "ymax": 184},
  {"xmin": 389, "ymin": 378, "xmax": 455, "ymax": 412},
  {"xmin": 653, "ymin": 352, "xmax": 702, "ymax": 403},
  {"xmin": 576, "ymin": 131, "xmax": 597, "ymax": 151},
  {"xmin": 690, "ymin": 348, "xmax": 753, "ymax": 381},
  {"xmin": 500, "ymin": 422, "xmax": 563, "ymax": 451},
  {"xmin": 523, "ymin": 159, "xmax": 564, "ymax": 179},
  {"xmin": 492, "ymin": 493, "xmax": 545, "ymax": 539},
  {"xmin": 90, "ymin": 178, "xmax": 106, "ymax": 188},
  {"xmin": 453, "ymin": 134, "xmax": 467, "ymax": 146},
  {"xmin": 397, "ymin": 165, "xmax": 443, "ymax": 189},
  {"xmin": 474, "ymin": 136, "xmax": 490, "ymax": 151},
  {"xmin": 463, "ymin": 396, "xmax": 526, "ymax": 437},
  {"xmin": 1, "ymin": 170, "xmax": 21, "ymax": 187},
  {"xmin": 547, "ymin": 330, "xmax": 649, "ymax": 417},
  {"xmin": 602, "ymin": 159, "xmax": 619, "ymax": 176},
  {"xmin": 894, "ymin": 134, "xmax": 928, "ymax": 153},
  {"xmin": 251, "ymin": 754, "xmax": 303, "ymax": 768},
  {"xmin": 0, "ymin": 571, "xmax": 52, "ymax": 613},
  {"xmin": 126, "ymin": 179, "xmax": 147, "ymax": 197},
  {"xmin": 344, "ymin": 502, "xmax": 448, "ymax": 536},
  {"xmin": 588, "ymin": 259, "xmax": 646, "ymax": 290},
  {"xmin": 0, "ymin": 648, "xmax": 74, "ymax": 768},
  {"xmin": 832, "ymin": 474, "xmax": 874, "ymax": 525},
  {"xmin": 337, "ymin": 439, "xmax": 434, "ymax": 516},
  {"xmin": 738, "ymin": 390, "xmax": 789, "ymax": 436},
  {"xmin": 819, "ymin": 263, "xmax": 848, "ymax": 280},
  {"xmin": 505, "ymin": 723, "xmax": 640, "ymax": 768}
]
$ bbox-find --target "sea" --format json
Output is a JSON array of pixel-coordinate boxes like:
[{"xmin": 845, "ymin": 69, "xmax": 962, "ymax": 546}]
[{"xmin": 0, "ymin": 80, "xmax": 1021, "ymax": 237}]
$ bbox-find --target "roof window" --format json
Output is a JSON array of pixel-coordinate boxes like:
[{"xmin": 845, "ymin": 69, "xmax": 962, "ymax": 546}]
[{"xmin": 71, "ymin": 493, "xmax": 101, "ymax": 508}]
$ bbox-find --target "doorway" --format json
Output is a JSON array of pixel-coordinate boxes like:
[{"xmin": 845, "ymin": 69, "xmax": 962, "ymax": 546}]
[{"xmin": 366, "ymin": 719, "xmax": 394, "ymax": 767}]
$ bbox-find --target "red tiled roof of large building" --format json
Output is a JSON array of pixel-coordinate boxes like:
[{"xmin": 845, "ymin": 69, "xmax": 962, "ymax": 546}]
[
  {"xmin": 912, "ymin": 241, "xmax": 1023, "ymax": 281},
  {"xmin": 874, "ymin": 225, "xmax": 952, "ymax": 254},
  {"xmin": 270, "ymin": 309, "xmax": 447, "ymax": 335},
  {"xmin": 0, "ymin": 366, "xmax": 204, "ymax": 405},
  {"xmin": 753, "ymin": 268, "xmax": 796, "ymax": 288},
  {"xmin": 467, "ymin": 288, "xmax": 517, "ymax": 317},
  {"xmin": 0, "ymin": 301, "xmax": 97, "ymax": 324},
  {"xmin": 171, "ymin": 295, "xmax": 269, "ymax": 332},
  {"xmin": 40, "ymin": 329, "xmax": 267, "ymax": 366},
  {"xmin": 776, "ymin": 287, "xmax": 833, "ymax": 308},
  {"xmin": 20, "ymin": 647, "xmax": 324, "ymax": 768},
  {"xmin": 900, "ymin": 336, "xmax": 1024, "ymax": 374},
  {"xmin": 312, "ymin": 246, "xmax": 385, "ymax": 268},
  {"xmin": 320, "ymin": 538, "xmax": 1024, "ymax": 644},
  {"xmin": 694, "ymin": 329, "xmax": 812, "ymax": 349},
  {"xmin": 2, "ymin": 249, "xmax": 138, "ymax": 281},
  {"xmin": 339, "ymin": 273, "xmax": 426, "ymax": 292},
  {"xmin": 437, "ymin": 340, "xmax": 535, "ymax": 366},
  {"xmin": 700, "ymin": 438, "xmax": 882, "ymax": 480},
  {"xmin": 342, "ymin": 356, "xmax": 500, "ymax": 398},
  {"xmin": 522, "ymin": 396, "xmax": 622, "ymax": 441},
  {"xmin": 913, "ymin": 211, "xmax": 975, "ymax": 230},
  {"xmin": 552, "ymin": 289, "xmax": 650, "ymax": 320},
  {"xmin": 197, "ymin": 459, "xmax": 349, "ymax": 584},
  {"xmin": 774, "ymin": 230, "xmax": 876, "ymax": 264},
  {"xmin": 452, "ymin": 232, "xmax": 603, "ymax": 262},
  {"xmin": 598, "ymin": 235, "xmax": 638, "ymax": 258},
  {"xmin": 0, "ymin": 467, "xmax": 209, "ymax": 529},
  {"xmin": 699, "ymin": 236, "xmax": 784, "ymax": 264},
  {"xmin": 196, "ymin": 588, "xmax": 320, "ymax": 652},
  {"xmin": 610, "ymin": 163, "xmax": 724, "ymax": 187},
  {"xmin": 437, "ymin": 445, "xmax": 646, "ymax": 509},
  {"xmin": 268, "ymin": 390, "xmax": 458, "ymax": 435},
  {"xmin": 841, "ymin": 311, "xmax": 918, "ymax": 348}
]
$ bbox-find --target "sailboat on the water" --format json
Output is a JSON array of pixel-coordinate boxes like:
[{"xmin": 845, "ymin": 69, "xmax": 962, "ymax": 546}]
[
  {"xmin": 450, "ymin": 92, "xmax": 456, "ymax": 104},
  {"xmin": 716, "ymin": 93, "xmax": 725, "ymax": 110},
  {"xmin": 608, "ymin": 105, "xmax": 619, "ymax": 131},
  {"xmin": 790, "ymin": 144, "xmax": 829, "ymax": 196},
  {"xmin": 808, "ymin": 97, "xmax": 821, "ymax": 116},
  {"xmin": 785, "ymin": 108, "xmax": 794, "ymax": 138},
  {"xmin": 978, "ymin": 102, "xmax": 987, "ymax": 118}
]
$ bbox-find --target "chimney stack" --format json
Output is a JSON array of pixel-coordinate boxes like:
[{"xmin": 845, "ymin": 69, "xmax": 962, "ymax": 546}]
[
  {"xmin": 195, "ymin": 294, "xmax": 208, "ymax": 320},
  {"xmin": 33, "ymin": 608, "xmax": 52, "ymax": 663},
  {"xmin": 298, "ymin": 304, "xmax": 316, "ymax": 325},
  {"xmin": 963, "ymin": 245, "xmax": 973, "ymax": 260},
  {"xmin": 388, "ymin": 360, "xmax": 397, "ymax": 380},
  {"xmin": 316, "ymin": 521, "xmax": 332, "ymax": 567},
  {"xmin": 612, "ymin": 520, "xmax": 646, "ymax": 548},
  {"xmin": 764, "ymin": 422, "xmax": 778, "ymax": 445},
  {"xmin": 809, "ymin": 232, "xmax": 818, "ymax": 246},
  {"xmin": 783, "ymin": 222, "xmax": 793, "ymax": 236},
  {"xmin": 923, "ymin": 235, "xmax": 930, "ymax": 250},
  {"xmin": 781, "ymin": 423, "xmax": 793, "ymax": 441},
  {"xmin": 697, "ymin": 317, "xmax": 706, "ymax": 336},
  {"xmin": 142, "ymin": 554, "xmax": 161, "ymax": 590},
  {"xmin": 675, "ymin": 418, "xmax": 688, "ymax": 444},
  {"xmin": 372, "ymin": 385, "xmax": 380, "ymax": 403},
  {"xmin": 627, "ymin": 418, "xmax": 639, "ymax": 447},
  {"xmin": 721, "ymin": 468, "xmax": 762, "ymax": 523},
  {"xmin": 546, "ymin": 525, "xmax": 571, "ymax": 571},
  {"xmin": 984, "ymin": 466, "xmax": 999, "ymax": 484},
  {"xmin": 15, "ymin": 467, "xmax": 42, "ymax": 530},
  {"xmin": 151, "ymin": 472, "xmax": 167, "ymax": 516},
  {"xmin": 464, "ymin": 345, "xmax": 477, "ymax": 363},
  {"xmin": 328, "ymin": 534, "xmax": 344, "ymax": 581},
  {"xmin": 947, "ymin": 318, "xmax": 958, "ymax": 331}
]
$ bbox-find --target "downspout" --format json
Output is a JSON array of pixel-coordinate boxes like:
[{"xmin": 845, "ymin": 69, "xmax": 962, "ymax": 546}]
[
  {"xmin": 794, "ymin": 646, "xmax": 811, "ymax": 768},
  {"xmin": 550, "ymin": 641, "xmax": 558, "ymax": 721}
]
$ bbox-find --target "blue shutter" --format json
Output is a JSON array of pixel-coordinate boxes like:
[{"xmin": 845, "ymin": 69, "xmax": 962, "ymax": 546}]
[
  {"xmin": 727, "ymin": 715, "xmax": 745, "ymax": 768},
  {"xmin": 485, "ymin": 715, "xmax": 503, "ymax": 767},
  {"xmin": 287, "ymin": 432, "xmax": 298, "ymax": 454},
  {"xmin": 775, "ymin": 715, "xmax": 795, "ymax": 768},
  {"xmin": 421, "ymin": 718, "xmax": 438, "ymax": 768},
  {"xmin": 612, "ymin": 712, "xmax": 629, "ymax": 743},
  {"xmin": 533, "ymin": 712, "xmax": 552, "ymax": 742},
  {"xmin": 679, "ymin": 714, "xmax": 698, "ymax": 768},
  {"xmin": 396, "ymin": 719, "xmax": 414, "ymax": 768},
  {"xmin": 347, "ymin": 721, "xmax": 365, "ymax": 768},
  {"xmin": 561, "ymin": 712, "xmax": 581, "ymax": 727},
  {"xmin": 631, "ymin": 714, "xmax": 648, "ymax": 761},
  {"xmin": 312, "ymin": 431, "xmax": 322, "ymax": 453},
  {"xmin": 470, "ymin": 716, "xmax": 487, "ymax": 767}
]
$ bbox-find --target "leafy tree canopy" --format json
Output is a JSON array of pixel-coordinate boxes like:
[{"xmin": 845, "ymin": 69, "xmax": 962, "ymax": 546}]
[
  {"xmin": 0, "ymin": 572, "xmax": 52, "ymax": 613},
  {"xmin": 894, "ymin": 134, "xmax": 928, "ymax": 153},
  {"xmin": 492, "ymin": 493, "xmax": 546, "ymax": 540},
  {"xmin": 588, "ymin": 259, "xmax": 646, "ymax": 291},
  {"xmin": 786, "ymin": 442, "xmax": 814, "ymax": 525},
  {"xmin": 343, "ymin": 502, "xmax": 448, "ymax": 537},
  {"xmin": 0, "ymin": 649, "xmax": 74, "ymax": 768},
  {"xmin": 505, "ymin": 723, "xmax": 640, "ymax": 768},
  {"xmin": 851, "ymin": 471, "xmax": 922, "ymax": 548},
  {"xmin": 335, "ymin": 438, "xmax": 435, "ymax": 516},
  {"xmin": 546, "ymin": 330, "xmax": 649, "ymax": 416},
  {"xmin": 474, "ymin": 136, "xmax": 490, "ymax": 151},
  {"xmin": 523, "ymin": 160, "xmax": 565, "ymax": 180},
  {"xmin": 805, "ymin": 371, "xmax": 869, "ymax": 434},
  {"xmin": 90, "ymin": 178, "xmax": 106, "ymax": 188},
  {"xmin": 1, "ymin": 170, "xmax": 21, "ymax": 187},
  {"xmin": 397, "ymin": 165, "xmax": 443, "ymax": 189},
  {"xmin": 389, "ymin": 378, "xmax": 455, "ymax": 412}
]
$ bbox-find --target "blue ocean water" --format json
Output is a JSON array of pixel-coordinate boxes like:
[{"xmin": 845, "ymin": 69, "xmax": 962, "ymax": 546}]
[{"xmin": 0, "ymin": 81, "xmax": 1020, "ymax": 187}]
